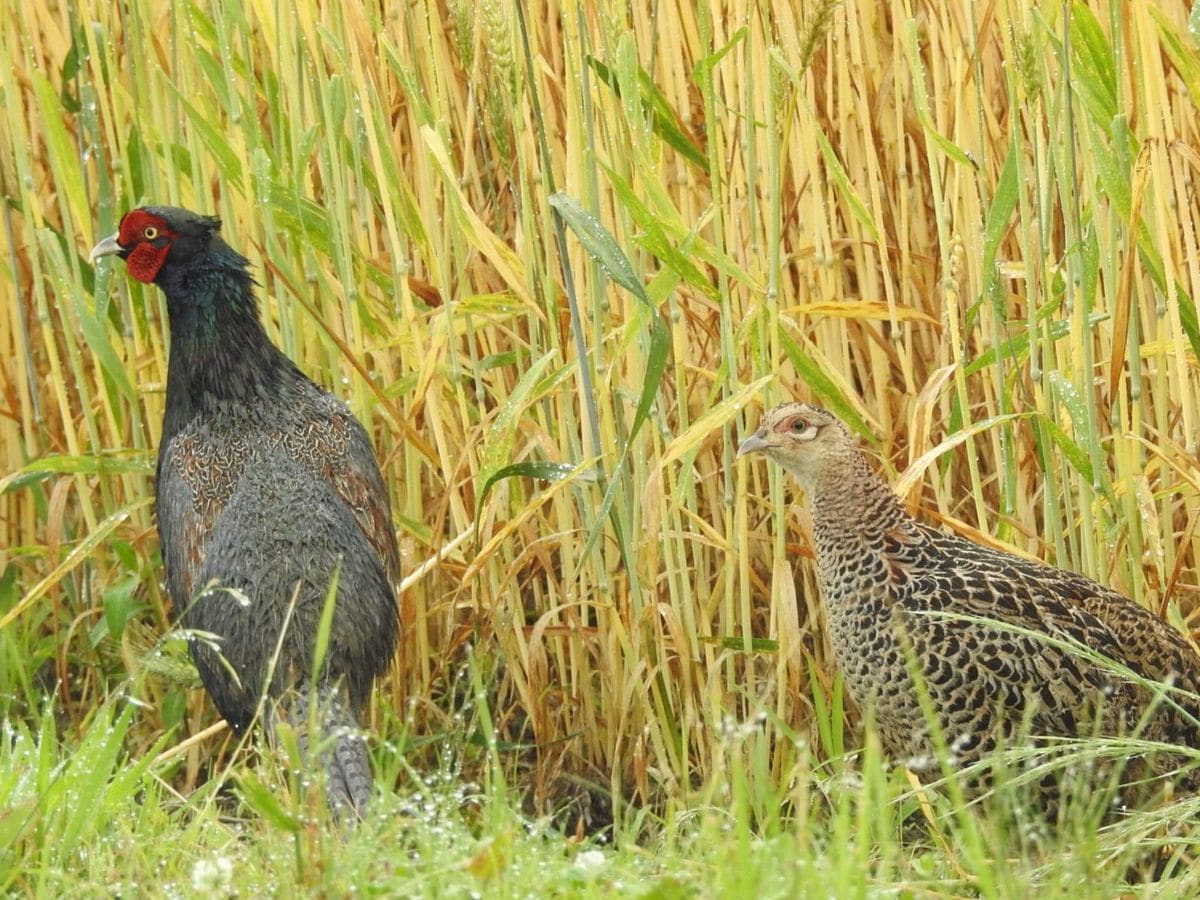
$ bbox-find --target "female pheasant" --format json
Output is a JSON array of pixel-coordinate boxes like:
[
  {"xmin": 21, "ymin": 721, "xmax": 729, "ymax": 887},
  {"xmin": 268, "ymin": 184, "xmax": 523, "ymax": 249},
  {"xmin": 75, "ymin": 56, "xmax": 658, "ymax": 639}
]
[{"xmin": 739, "ymin": 401, "xmax": 1200, "ymax": 798}]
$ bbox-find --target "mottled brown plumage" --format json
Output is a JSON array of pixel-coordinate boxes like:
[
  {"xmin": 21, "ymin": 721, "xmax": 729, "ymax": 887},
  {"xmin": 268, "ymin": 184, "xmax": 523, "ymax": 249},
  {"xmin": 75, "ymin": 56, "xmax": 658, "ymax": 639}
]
[{"xmin": 740, "ymin": 402, "xmax": 1200, "ymax": 796}]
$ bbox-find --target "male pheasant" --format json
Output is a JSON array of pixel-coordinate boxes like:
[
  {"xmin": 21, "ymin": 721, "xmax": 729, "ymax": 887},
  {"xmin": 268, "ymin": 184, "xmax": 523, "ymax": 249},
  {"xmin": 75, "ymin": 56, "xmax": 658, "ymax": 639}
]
[
  {"xmin": 91, "ymin": 207, "xmax": 400, "ymax": 818},
  {"xmin": 739, "ymin": 401, "xmax": 1200, "ymax": 800}
]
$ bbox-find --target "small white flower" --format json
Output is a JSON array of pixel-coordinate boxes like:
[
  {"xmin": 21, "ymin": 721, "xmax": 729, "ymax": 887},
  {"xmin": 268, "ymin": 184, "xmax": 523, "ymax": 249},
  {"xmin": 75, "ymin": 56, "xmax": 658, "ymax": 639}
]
[
  {"xmin": 190, "ymin": 855, "xmax": 234, "ymax": 893},
  {"xmin": 574, "ymin": 849, "xmax": 607, "ymax": 873}
]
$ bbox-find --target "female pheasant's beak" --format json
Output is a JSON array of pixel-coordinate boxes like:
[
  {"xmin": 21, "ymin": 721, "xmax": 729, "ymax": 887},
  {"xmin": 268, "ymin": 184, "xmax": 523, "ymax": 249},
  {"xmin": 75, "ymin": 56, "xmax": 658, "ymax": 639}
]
[
  {"xmin": 737, "ymin": 432, "xmax": 771, "ymax": 457},
  {"xmin": 89, "ymin": 233, "xmax": 124, "ymax": 264}
]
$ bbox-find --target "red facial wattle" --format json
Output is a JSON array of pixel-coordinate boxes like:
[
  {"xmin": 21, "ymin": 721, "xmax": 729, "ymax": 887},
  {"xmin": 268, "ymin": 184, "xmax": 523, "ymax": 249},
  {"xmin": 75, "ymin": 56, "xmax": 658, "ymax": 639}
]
[
  {"xmin": 116, "ymin": 209, "xmax": 177, "ymax": 284},
  {"xmin": 125, "ymin": 240, "xmax": 172, "ymax": 283}
]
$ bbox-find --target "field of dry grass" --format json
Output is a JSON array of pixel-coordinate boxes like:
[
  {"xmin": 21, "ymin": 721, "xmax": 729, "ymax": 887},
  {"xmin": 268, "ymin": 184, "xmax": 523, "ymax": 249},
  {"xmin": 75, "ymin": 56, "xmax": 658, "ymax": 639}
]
[{"xmin": 2, "ymin": 0, "xmax": 1200, "ymax": 892}]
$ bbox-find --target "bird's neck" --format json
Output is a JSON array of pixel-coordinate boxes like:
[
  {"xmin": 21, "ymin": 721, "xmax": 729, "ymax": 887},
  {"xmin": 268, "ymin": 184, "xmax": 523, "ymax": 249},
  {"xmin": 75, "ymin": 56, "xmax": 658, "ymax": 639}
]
[
  {"xmin": 802, "ymin": 451, "xmax": 912, "ymax": 551},
  {"xmin": 159, "ymin": 260, "xmax": 302, "ymax": 444}
]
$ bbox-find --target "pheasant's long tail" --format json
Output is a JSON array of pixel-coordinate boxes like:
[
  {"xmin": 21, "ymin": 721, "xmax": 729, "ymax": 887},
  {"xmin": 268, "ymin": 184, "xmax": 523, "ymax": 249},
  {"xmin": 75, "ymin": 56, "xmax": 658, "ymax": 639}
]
[{"xmin": 279, "ymin": 684, "xmax": 373, "ymax": 820}]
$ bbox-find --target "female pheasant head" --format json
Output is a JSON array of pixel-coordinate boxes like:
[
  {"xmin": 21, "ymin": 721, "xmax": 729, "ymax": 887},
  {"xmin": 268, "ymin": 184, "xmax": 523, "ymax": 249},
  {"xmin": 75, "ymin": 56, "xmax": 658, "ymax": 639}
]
[{"xmin": 737, "ymin": 402, "xmax": 858, "ymax": 491}]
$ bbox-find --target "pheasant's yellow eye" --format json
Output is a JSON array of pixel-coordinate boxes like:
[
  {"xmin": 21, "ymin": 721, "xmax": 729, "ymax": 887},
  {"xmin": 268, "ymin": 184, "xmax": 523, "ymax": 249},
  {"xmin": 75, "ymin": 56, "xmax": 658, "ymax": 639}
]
[{"xmin": 143, "ymin": 226, "xmax": 159, "ymax": 240}]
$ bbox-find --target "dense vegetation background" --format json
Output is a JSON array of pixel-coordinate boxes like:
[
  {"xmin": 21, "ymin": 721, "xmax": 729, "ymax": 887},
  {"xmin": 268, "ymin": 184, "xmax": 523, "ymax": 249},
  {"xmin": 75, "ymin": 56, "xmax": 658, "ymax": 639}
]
[{"xmin": 2, "ymin": 0, "xmax": 1199, "ymax": 894}]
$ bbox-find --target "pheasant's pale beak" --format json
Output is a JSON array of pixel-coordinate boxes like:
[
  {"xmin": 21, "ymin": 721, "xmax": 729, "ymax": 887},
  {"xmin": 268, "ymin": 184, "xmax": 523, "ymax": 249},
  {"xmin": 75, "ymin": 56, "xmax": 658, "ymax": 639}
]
[
  {"xmin": 89, "ymin": 233, "xmax": 124, "ymax": 264},
  {"xmin": 737, "ymin": 433, "xmax": 771, "ymax": 457}
]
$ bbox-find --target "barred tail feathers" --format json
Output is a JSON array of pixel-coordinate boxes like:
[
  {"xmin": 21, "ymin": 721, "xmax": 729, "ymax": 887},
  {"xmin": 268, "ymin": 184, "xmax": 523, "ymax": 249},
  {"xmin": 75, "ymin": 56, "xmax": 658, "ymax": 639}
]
[{"xmin": 279, "ymin": 683, "xmax": 373, "ymax": 820}]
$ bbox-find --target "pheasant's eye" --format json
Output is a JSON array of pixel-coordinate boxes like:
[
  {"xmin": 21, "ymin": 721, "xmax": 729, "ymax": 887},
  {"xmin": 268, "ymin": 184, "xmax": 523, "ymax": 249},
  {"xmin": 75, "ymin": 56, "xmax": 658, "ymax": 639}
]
[
  {"xmin": 143, "ymin": 226, "xmax": 159, "ymax": 240},
  {"xmin": 789, "ymin": 418, "xmax": 820, "ymax": 441}
]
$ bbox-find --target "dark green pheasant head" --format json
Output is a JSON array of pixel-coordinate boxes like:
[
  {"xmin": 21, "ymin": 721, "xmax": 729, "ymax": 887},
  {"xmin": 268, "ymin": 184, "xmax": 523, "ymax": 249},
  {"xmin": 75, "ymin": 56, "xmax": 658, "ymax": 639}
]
[
  {"xmin": 90, "ymin": 206, "xmax": 230, "ymax": 284},
  {"xmin": 91, "ymin": 206, "xmax": 292, "ymax": 442}
]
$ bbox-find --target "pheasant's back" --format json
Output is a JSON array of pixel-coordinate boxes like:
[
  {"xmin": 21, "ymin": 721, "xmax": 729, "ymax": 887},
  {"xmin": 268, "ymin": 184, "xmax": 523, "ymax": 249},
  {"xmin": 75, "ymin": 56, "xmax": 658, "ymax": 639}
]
[
  {"xmin": 157, "ymin": 382, "xmax": 398, "ymax": 602},
  {"xmin": 815, "ymin": 508, "xmax": 1200, "ymax": 770},
  {"xmin": 157, "ymin": 379, "xmax": 401, "ymax": 727}
]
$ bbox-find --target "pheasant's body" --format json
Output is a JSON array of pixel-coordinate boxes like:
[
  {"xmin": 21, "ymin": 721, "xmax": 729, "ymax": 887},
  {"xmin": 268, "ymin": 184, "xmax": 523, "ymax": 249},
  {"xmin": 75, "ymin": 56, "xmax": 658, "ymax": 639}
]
[
  {"xmin": 158, "ymin": 379, "xmax": 401, "ymax": 622},
  {"xmin": 741, "ymin": 403, "xmax": 1200, "ymax": 791},
  {"xmin": 92, "ymin": 207, "xmax": 400, "ymax": 818}
]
